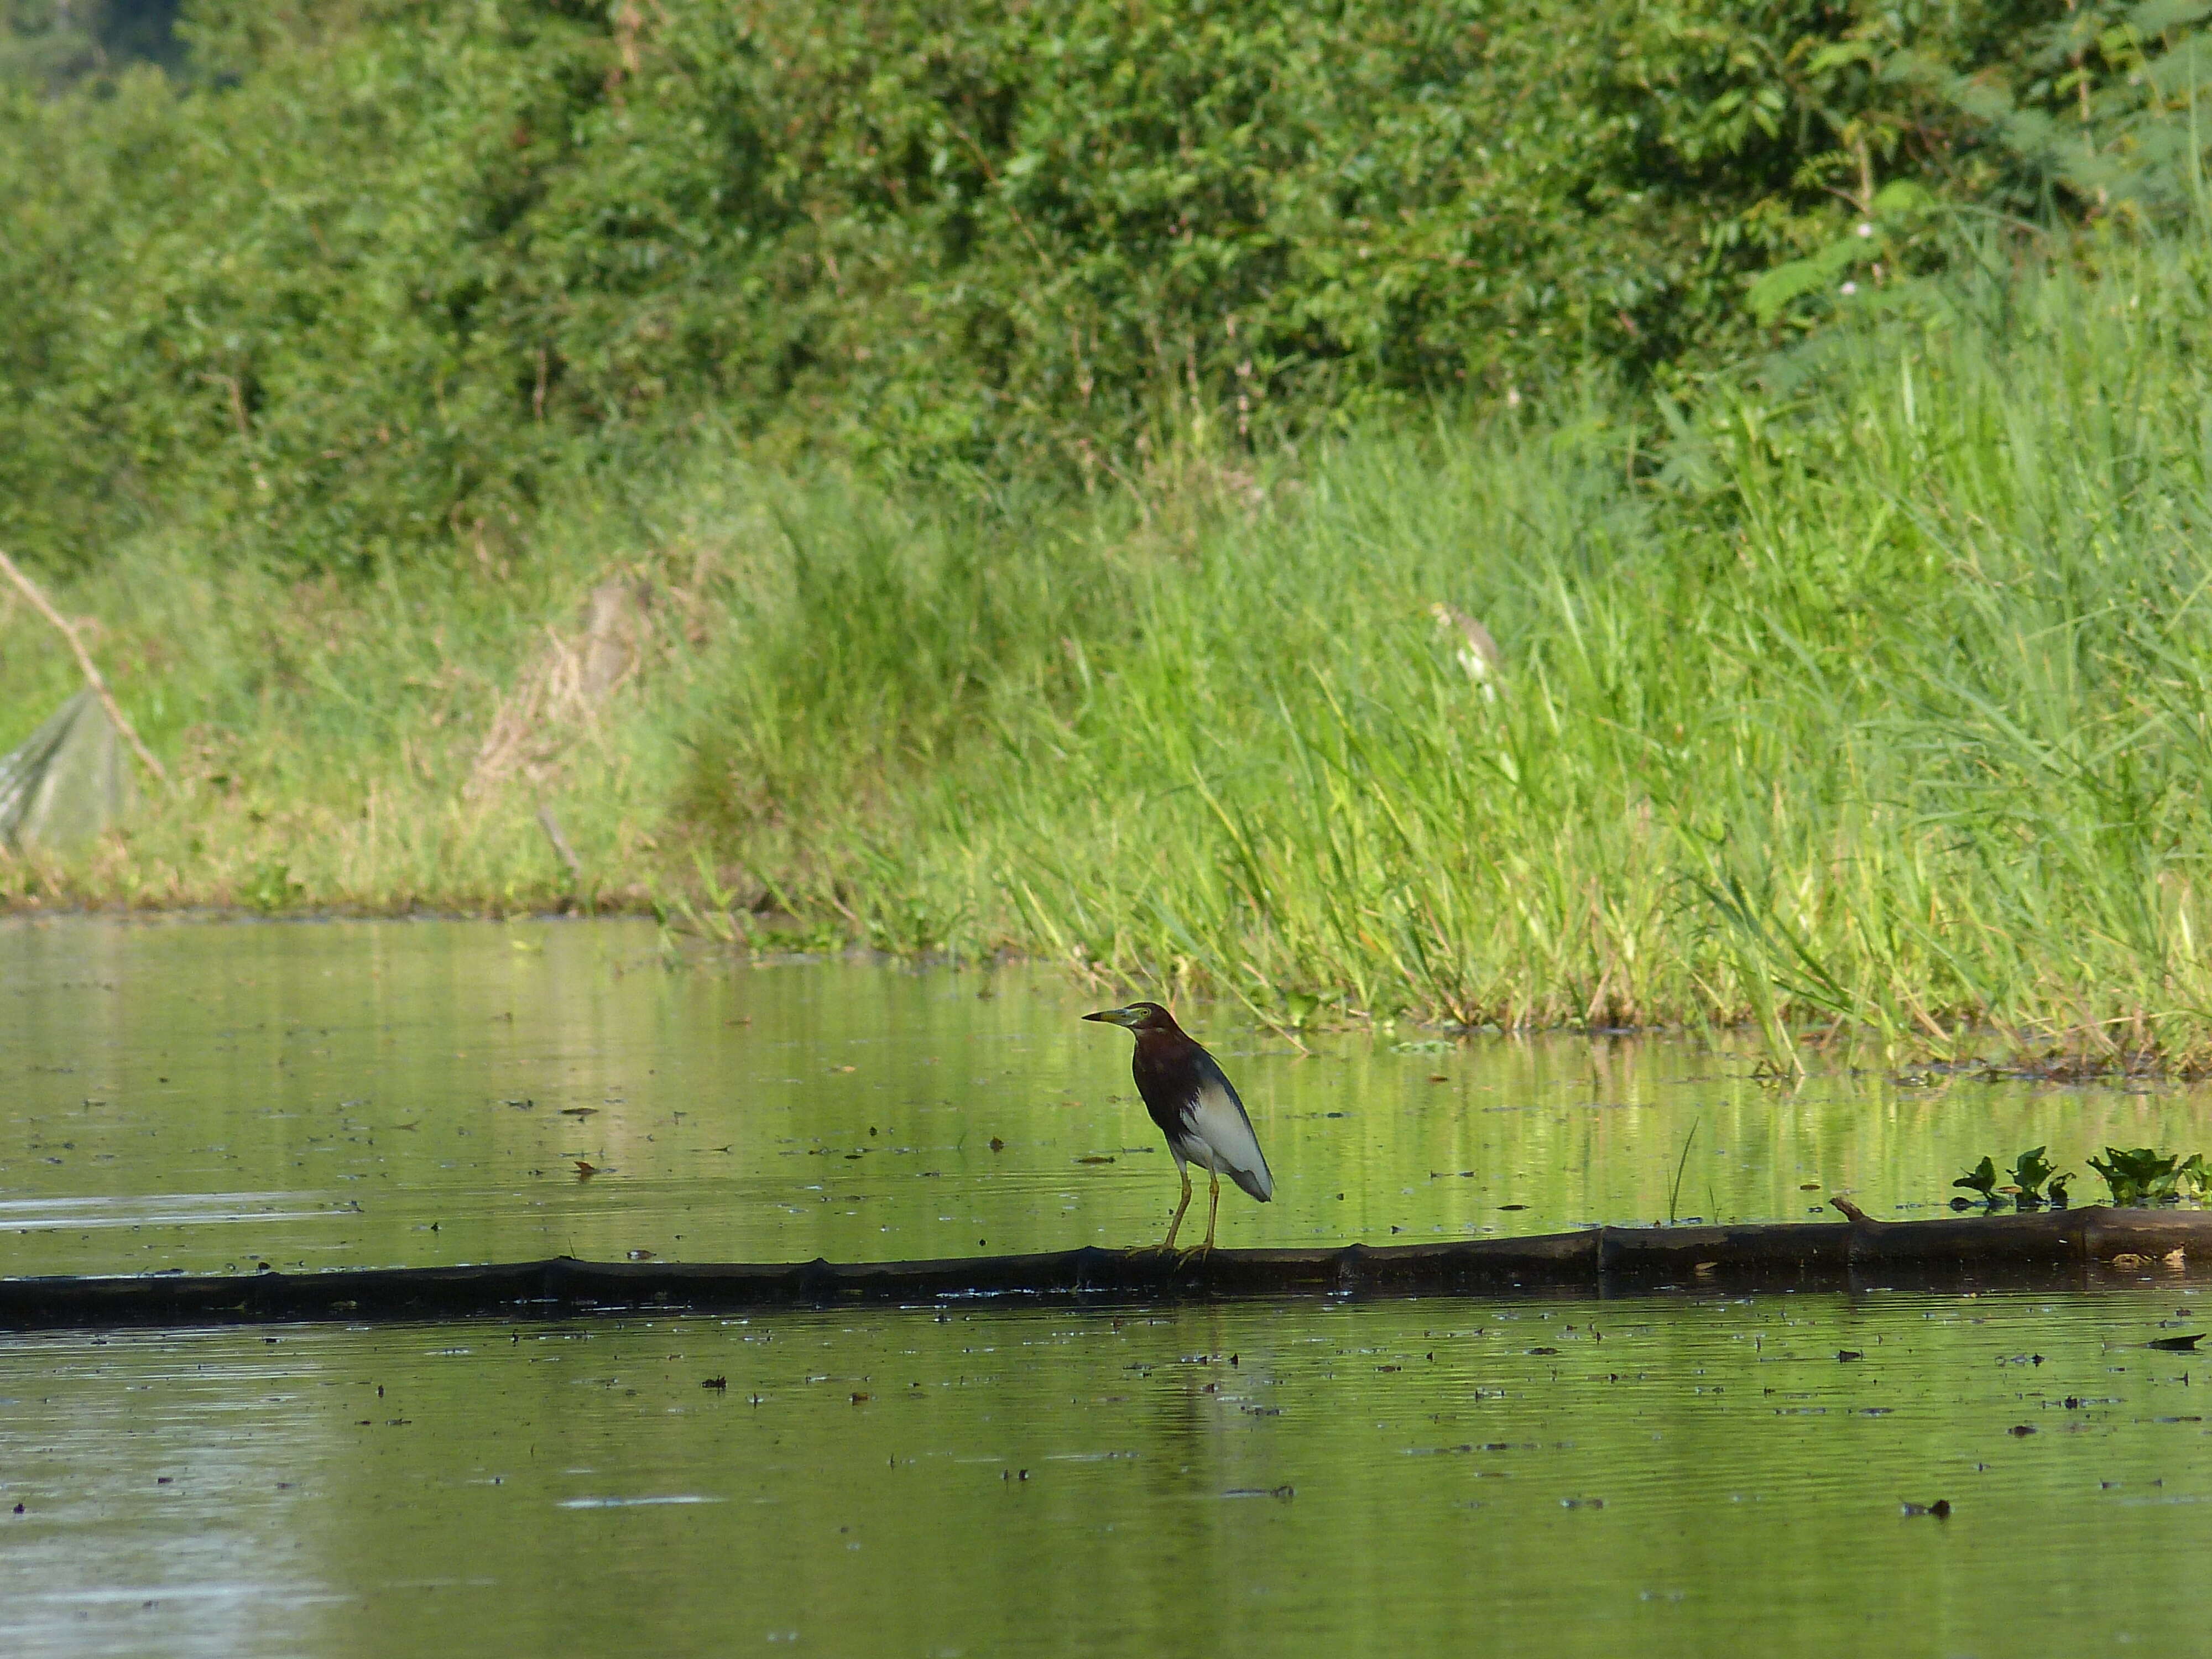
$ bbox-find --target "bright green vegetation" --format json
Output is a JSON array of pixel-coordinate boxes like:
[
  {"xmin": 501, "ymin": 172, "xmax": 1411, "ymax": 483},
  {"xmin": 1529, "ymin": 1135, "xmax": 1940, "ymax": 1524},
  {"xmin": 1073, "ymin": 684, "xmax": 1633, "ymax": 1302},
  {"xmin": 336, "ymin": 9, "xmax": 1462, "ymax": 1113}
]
[
  {"xmin": 1953, "ymin": 1143, "xmax": 2212, "ymax": 1207},
  {"xmin": 15, "ymin": 6, "xmax": 2212, "ymax": 1066},
  {"xmin": 680, "ymin": 240, "xmax": 2212, "ymax": 1068},
  {"xmin": 6, "ymin": 1, "xmax": 2209, "ymax": 571},
  {"xmin": 13, "ymin": 243, "xmax": 2212, "ymax": 1068},
  {"xmin": 1952, "ymin": 1146, "xmax": 2075, "ymax": 1208},
  {"xmin": 2086, "ymin": 1145, "xmax": 2212, "ymax": 1204}
]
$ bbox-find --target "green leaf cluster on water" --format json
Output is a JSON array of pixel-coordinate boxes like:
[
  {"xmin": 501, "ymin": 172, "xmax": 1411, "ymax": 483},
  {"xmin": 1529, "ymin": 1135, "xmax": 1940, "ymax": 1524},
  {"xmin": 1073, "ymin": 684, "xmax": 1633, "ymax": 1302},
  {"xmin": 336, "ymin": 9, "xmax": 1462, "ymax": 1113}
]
[
  {"xmin": 2086, "ymin": 1145, "xmax": 2212, "ymax": 1204},
  {"xmin": 1952, "ymin": 1147, "xmax": 2072, "ymax": 1208},
  {"xmin": 1954, "ymin": 1144, "xmax": 2212, "ymax": 1207}
]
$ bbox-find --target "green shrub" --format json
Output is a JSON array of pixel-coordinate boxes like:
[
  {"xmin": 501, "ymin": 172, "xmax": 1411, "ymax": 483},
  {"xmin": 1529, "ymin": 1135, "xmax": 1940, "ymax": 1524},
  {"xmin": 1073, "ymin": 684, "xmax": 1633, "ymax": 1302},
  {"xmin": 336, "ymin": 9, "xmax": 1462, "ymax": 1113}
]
[{"xmin": 14, "ymin": 1, "xmax": 2212, "ymax": 573}]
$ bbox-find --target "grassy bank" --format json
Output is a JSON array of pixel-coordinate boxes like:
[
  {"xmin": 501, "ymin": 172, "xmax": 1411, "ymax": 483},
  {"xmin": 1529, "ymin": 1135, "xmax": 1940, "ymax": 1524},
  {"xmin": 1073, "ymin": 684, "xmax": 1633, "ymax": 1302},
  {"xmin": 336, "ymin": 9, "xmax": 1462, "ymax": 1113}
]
[
  {"xmin": 697, "ymin": 241, "xmax": 2212, "ymax": 1070},
  {"xmin": 13, "ymin": 242, "xmax": 2212, "ymax": 1068}
]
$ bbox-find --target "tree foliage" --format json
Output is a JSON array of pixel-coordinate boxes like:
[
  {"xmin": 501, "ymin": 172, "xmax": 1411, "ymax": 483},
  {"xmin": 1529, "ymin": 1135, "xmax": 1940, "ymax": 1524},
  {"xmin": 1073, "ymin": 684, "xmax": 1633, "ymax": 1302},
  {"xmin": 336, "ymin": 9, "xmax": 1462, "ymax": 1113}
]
[{"xmin": 7, "ymin": 0, "xmax": 2212, "ymax": 571}]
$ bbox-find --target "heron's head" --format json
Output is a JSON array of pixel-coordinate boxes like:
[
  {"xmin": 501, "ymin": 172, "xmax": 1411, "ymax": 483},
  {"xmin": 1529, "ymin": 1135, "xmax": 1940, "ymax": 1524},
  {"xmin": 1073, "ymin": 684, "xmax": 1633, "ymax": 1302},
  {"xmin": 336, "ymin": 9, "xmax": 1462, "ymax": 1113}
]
[{"xmin": 1082, "ymin": 1001, "xmax": 1177, "ymax": 1034}]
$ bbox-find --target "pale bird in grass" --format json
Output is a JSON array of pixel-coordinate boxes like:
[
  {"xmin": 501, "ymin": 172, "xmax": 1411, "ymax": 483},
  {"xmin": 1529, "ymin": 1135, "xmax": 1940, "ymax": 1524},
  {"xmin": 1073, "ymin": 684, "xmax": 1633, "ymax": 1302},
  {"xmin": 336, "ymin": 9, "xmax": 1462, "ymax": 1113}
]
[{"xmin": 1429, "ymin": 602, "xmax": 1503, "ymax": 700}]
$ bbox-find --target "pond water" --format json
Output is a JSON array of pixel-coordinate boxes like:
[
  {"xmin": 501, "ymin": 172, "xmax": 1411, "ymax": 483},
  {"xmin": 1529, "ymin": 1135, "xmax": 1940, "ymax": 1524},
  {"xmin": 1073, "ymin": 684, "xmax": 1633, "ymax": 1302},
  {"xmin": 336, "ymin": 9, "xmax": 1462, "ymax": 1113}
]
[{"xmin": 3, "ymin": 917, "xmax": 2211, "ymax": 1657}]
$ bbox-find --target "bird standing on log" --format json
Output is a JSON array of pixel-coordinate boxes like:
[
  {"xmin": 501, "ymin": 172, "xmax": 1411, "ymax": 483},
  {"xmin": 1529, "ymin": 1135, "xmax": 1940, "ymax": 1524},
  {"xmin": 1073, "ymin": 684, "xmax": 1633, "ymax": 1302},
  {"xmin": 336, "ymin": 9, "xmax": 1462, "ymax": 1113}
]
[{"xmin": 1083, "ymin": 1002, "xmax": 1273, "ymax": 1251}]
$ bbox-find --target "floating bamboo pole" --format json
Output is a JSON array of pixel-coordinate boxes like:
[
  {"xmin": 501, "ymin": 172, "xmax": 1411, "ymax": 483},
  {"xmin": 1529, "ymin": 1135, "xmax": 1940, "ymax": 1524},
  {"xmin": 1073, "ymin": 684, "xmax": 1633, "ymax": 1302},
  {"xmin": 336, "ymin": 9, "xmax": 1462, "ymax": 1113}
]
[{"xmin": 2, "ymin": 1203, "xmax": 2208, "ymax": 1331}]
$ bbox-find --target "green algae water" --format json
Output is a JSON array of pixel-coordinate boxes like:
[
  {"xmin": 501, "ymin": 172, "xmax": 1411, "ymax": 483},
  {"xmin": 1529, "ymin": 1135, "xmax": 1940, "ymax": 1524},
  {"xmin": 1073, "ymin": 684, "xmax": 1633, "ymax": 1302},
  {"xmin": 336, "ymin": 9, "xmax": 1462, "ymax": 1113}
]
[
  {"xmin": 5, "ymin": 917, "xmax": 2212, "ymax": 1657},
  {"xmin": 9, "ymin": 1293, "xmax": 2212, "ymax": 1658}
]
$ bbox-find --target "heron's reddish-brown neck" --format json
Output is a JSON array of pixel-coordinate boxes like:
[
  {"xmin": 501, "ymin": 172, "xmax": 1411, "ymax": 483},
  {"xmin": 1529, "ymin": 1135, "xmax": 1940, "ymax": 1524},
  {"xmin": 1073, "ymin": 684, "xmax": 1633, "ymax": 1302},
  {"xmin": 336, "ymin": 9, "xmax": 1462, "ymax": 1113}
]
[{"xmin": 1131, "ymin": 1021, "xmax": 1199, "ymax": 1060}]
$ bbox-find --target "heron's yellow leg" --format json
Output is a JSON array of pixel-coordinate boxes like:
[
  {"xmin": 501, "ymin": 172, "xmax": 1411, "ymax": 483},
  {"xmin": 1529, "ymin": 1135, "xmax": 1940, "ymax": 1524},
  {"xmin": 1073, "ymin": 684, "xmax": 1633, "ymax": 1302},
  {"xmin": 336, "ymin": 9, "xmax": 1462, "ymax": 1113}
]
[
  {"xmin": 1202, "ymin": 1170, "xmax": 1222, "ymax": 1251},
  {"xmin": 1160, "ymin": 1166, "xmax": 1193, "ymax": 1251}
]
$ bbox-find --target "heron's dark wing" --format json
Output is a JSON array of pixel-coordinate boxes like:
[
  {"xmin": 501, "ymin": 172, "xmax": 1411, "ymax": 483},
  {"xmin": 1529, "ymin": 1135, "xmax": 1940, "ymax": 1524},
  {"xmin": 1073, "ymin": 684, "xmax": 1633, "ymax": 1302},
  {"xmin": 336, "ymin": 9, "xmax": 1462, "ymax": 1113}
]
[{"xmin": 1180, "ymin": 1048, "xmax": 1274, "ymax": 1202}]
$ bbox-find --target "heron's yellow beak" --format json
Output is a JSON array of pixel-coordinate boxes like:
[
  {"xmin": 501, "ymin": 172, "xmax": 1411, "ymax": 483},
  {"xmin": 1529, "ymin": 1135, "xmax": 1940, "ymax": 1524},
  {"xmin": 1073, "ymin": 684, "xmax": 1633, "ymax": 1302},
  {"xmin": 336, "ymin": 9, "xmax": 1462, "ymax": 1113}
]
[{"xmin": 1082, "ymin": 1006, "xmax": 1142, "ymax": 1028}]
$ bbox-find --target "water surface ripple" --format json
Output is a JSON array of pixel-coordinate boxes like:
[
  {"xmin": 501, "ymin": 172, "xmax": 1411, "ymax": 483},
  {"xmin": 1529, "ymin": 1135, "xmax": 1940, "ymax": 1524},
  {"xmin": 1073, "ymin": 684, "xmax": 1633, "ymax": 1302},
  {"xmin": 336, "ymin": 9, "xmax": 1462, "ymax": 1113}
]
[
  {"xmin": 4, "ymin": 917, "xmax": 2210, "ymax": 1656},
  {"xmin": 5, "ymin": 1295, "xmax": 2211, "ymax": 1658}
]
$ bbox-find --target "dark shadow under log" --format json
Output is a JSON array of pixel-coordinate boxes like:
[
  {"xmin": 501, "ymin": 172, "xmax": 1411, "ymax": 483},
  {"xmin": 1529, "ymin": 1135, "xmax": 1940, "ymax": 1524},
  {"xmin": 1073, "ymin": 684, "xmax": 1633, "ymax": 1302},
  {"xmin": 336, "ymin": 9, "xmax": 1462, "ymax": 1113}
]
[{"xmin": 3, "ymin": 1202, "xmax": 2210, "ymax": 1331}]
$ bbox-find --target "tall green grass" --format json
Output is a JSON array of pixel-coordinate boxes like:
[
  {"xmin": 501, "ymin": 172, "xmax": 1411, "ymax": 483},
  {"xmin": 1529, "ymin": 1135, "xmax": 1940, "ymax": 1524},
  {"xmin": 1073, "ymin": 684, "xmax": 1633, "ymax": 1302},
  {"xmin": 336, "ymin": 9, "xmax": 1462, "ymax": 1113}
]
[
  {"xmin": 0, "ymin": 468, "xmax": 732, "ymax": 911},
  {"xmin": 688, "ymin": 240, "xmax": 2212, "ymax": 1067},
  {"xmin": 13, "ymin": 240, "xmax": 2212, "ymax": 1066}
]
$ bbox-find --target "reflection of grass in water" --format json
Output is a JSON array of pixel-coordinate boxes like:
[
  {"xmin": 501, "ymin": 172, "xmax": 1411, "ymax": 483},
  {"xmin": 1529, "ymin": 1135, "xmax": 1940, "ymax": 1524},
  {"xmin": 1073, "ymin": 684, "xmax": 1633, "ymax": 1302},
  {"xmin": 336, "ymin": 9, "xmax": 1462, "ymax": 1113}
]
[{"xmin": 19, "ymin": 248, "xmax": 2212, "ymax": 1068}]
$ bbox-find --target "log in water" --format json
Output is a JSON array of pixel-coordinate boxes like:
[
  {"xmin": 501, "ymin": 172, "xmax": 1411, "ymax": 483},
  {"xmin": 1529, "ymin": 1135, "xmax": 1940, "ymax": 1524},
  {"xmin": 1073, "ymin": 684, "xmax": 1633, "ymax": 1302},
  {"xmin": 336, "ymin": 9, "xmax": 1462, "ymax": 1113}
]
[{"xmin": 3, "ymin": 1202, "xmax": 2210, "ymax": 1329}]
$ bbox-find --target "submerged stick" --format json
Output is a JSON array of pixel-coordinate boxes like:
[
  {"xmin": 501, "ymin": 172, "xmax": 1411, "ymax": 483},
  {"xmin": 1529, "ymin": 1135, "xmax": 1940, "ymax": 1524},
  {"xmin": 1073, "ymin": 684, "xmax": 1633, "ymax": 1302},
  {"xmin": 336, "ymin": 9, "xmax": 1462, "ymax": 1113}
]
[
  {"xmin": 0, "ymin": 546, "xmax": 169, "ymax": 787},
  {"xmin": 2, "ymin": 1205, "xmax": 2209, "ymax": 1330}
]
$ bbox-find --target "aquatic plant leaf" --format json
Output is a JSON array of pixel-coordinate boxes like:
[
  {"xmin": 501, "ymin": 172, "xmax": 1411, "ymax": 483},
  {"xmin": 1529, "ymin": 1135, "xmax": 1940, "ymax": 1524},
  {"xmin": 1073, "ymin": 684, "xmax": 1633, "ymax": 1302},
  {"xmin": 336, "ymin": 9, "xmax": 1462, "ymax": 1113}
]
[
  {"xmin": 2090, "ymin": 1147, "xmax": 2185, "ymax": 1206},
  {"xmin": 2010, "ymin": 1146, "xmax": 2060, "ymax": 1200},
  {"xmin": 1952, "ymin": 1156, "xmax": 2001, "ymax": 1198}
]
